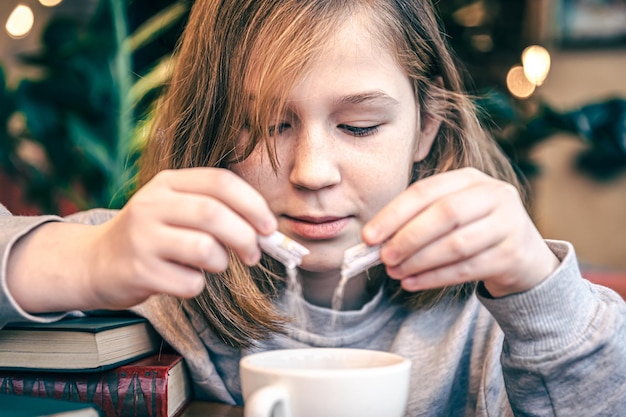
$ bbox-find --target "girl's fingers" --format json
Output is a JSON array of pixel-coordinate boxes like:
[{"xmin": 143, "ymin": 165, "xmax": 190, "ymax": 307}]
[
  {"xmin": 150, "ymin": 224, "xmax": 234, "ymax": 272},
  {"xmin": 153, "ymin": 191, "xmax": 262, "ymax": 265},
  {"xmin": 363, "ymin": 167, "xmax": 548, "ymax": 294},
  {"xmin": 121, "ymin": 167, "xmax": 278, "ymax": 269},
  {"xmin": 380, "ymin": 180, "xmax": 502, "ymax": 267},
  {"xmin": 362, "ymin": 168, "xmax": 489, "ymax": 245},
  {"xmin": 90, "ymin": 167, "xmax": 278, "ymax": 307},
  {"xmin": 386, "ymin": 214, "xmax": 503, "ymax": 279},
  {"xmin": 91, "ymin": 244, "xmax": 207, "ymax": 308},
  {"xmin": 396, "ymin": 244, "xmax": 506, "ymax": 292},
  {"xmin": 389, "ymin": 212, "xmax": 557, "ymax": 296},
  {"xmin": 151, "ymin": 168, "xmax": 276, "ymax": 234},
  {"xmin": 135, "ymin": 258, "xmax": 206, "ymax": 299}
]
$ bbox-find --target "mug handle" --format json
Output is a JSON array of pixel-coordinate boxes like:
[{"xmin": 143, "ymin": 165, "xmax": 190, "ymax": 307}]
[{"xmin": 244, "ymin": 385, "xmax": 291, "ymax": 417}]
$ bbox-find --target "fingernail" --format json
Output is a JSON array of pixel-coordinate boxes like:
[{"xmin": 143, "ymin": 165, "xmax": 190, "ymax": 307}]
[
  {"xmin": 262, "ymin": 217, "xmax": 278, "ymax": 234},
  {"xmin": 386, "ymin": 266, "xmax": 402, "ymax": 279},
  {"xmin": 387, "ymin": 265, "xmax": 402, "ymax": 279},
  {"xmin": 381, "ymin": 245, "xmax": 399, "ymax": 265},
  {"xmin": 402, "ymin": 277, "xmax": 421, "ymax": 291},
  {"xmin": 247, "ymin": 249, "xmax": 262, "ymax": 265},
  {"xmin": 362, "ymin": 224, "xmax": 380, "ymax": 243}
]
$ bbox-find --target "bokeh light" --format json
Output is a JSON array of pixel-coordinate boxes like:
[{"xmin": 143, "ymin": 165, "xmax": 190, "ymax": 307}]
[
  {"xmin": 5, "ymin": 5, "xmax": 34, "ymax": 39},
  {"xmin": 506, "ymin": 65, "xmax": 536, "ymax": 99},
  {"xmin": 471, "ymin": 34, "xmax": 493, "ymax": 52},
  {"xmin": 522, "ymin": 45, "xmax": 551, "ymax": 86},
  {"xmin": 39, "ymin": 0, "xmax": 63, "ymax": 6}
]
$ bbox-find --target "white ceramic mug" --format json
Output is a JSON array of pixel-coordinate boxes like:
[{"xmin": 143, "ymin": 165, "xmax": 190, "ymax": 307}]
[{"xmin": 240, "ymin": 348, "xmax": 411, "ymax": 417}]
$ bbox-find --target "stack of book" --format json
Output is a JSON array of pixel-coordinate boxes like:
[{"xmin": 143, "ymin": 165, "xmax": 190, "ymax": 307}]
[{"xmin": 0, "ymin": 314, "xmax": 192, "ymax": 417}]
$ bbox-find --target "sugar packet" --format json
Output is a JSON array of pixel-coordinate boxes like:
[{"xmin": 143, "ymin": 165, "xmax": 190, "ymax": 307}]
[
  {"xmin": 340, "ymin": 242, "xmax": 382, "ymax": 280},
  {"xmin": 258, "ymin": 231, "xmax": 310, "ymax": 269},
  {"xmin": 330, "ymin": 242, "xmax": 382, "ymax": 321}
]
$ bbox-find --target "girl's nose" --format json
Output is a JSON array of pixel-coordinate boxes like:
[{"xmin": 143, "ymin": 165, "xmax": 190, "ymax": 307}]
[{"xmin": 288, "ymin": 126, "xmax": 341, "ymax": 190}]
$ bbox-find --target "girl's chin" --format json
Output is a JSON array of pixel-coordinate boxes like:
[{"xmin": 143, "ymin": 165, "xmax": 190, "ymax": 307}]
[
  {"xmin": 293, "ymin": 238, "xmax": 362, "ymax": 274},
  {"xmin": 298, "ymin": 256, "xmax": 343, "ymax": 275},
  {"xmin": 299, "ymin": 262, "xmax": 342, "ymax": 274}
]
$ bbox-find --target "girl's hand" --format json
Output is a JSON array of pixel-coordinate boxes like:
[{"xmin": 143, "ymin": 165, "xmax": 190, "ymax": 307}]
[
  {"xmin": 7, "ymin": 168, "xmax": 276, "ymax": 313},
  {"xmin": 86, "ymin": 168, "xmax": 276, "ymax": 308},
  {"xmin": 362, "ymin": 168, "xmax": 560, "ymax": 298}
]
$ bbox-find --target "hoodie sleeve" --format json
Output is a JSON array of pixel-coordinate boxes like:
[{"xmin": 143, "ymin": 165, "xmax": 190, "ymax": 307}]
[
  {"xmin": 479, "ymin": 240, "xmax": 626, "ymax": 416},
  {"xmin": 0, "ymin": 203, "xmax": 117, "ymax": 326}
]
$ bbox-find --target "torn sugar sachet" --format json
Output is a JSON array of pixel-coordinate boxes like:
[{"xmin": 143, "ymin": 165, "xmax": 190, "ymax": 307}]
[
  {"xmin": 258, "ymin": 231, "xmax": 310, "ymax": 269},
  {"xmin": 341, "ymin": 242, "xmax": 382, "ymax": 279}
]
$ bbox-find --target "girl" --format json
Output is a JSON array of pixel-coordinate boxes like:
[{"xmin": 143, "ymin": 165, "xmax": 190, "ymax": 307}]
[{"xmin": 2, "ymin": 0, "xmax": 625, "ymax": 415}]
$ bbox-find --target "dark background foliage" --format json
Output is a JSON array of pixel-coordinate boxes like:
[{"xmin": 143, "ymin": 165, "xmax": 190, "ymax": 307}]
[
  {"xmin": 0, "ymin": 0, "xmax": 189, "ymax": 213},
  {"xmin": 0, "ymin": 0, "xmax": 624, "ymax": 215}
]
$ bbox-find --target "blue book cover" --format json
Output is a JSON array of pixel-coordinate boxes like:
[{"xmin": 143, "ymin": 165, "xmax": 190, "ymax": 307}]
[{"xmin": 0, "ymin": 393, "xmax": 101, "ymax": 416}]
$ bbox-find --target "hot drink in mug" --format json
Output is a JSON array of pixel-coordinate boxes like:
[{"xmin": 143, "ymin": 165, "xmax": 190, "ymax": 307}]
[{"xmin": 240, "ymin": 348, "xmax": 411, "ymax": 417}]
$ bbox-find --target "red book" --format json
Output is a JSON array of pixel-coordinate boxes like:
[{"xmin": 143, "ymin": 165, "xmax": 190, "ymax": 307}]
[
  {"xmin": 582, "ymin": 269, "xmax": 626, "ymax": 300},
  {"xmin": 0, "ymin": 354, "xmax": 191, "ymax": 417}
]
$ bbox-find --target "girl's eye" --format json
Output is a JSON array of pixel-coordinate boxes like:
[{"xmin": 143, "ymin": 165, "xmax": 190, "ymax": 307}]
[
  {"xmin": 268, "ymin": 122, "xmax": 291, "ymax": 137},
  {"xmin": 339, "ymin": 124, "xmax": 379, "ymax": 137}
]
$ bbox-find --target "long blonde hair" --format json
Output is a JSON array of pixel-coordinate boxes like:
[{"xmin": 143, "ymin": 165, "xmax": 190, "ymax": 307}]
[{"xmin": 138, "ymin": 0, "xmax": 521, "ymax": 348}]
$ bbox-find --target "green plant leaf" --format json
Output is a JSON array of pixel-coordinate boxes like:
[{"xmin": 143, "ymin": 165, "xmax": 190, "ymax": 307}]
[
  {"xmin": 128, "ymin": 55, "xmax": 174, "ymax": 107},
  {"xmin": 67, "ymin": 113, "xmax": 116, "ymax": 177},
  {"xmin": 124, "ymin": 1, "xmax": 190, "ymax": 53}
]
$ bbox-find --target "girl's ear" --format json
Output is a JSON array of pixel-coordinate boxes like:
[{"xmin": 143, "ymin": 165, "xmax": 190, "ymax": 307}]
[
  {"xmin": 413, "ymin": 111, "xmax": 441, "ymax": 162},
  {"xmin": 413, "ymin": 76, "xmax": 443, "ymax": 163}
]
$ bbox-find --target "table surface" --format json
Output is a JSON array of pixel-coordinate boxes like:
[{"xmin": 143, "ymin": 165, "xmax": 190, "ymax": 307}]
[{"xmin": 179, "ymin": 401, "xmax": 244, "ymax": 417}]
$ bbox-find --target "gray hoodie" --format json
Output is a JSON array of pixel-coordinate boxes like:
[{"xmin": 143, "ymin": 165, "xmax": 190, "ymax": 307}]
[{"xmin": 1, "ymin": 205, "xmax": 625, "ymax": 416}]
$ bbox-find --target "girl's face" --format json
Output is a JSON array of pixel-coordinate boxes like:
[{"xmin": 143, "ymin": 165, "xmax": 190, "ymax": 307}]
[{"xmin": 232, "ymin": 20, "xmax": 437, "ymax": 274}]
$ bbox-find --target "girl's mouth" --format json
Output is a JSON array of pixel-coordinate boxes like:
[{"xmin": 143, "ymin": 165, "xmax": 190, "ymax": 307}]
[{"xmin": 283, "ymin": 215, "xmax": 352, "ymax": 240}]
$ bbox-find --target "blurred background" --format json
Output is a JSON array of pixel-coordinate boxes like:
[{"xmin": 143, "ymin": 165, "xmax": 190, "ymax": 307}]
[{"xmin": 0, "ymin": 0, "xmax": 625, "ymax": 275}]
